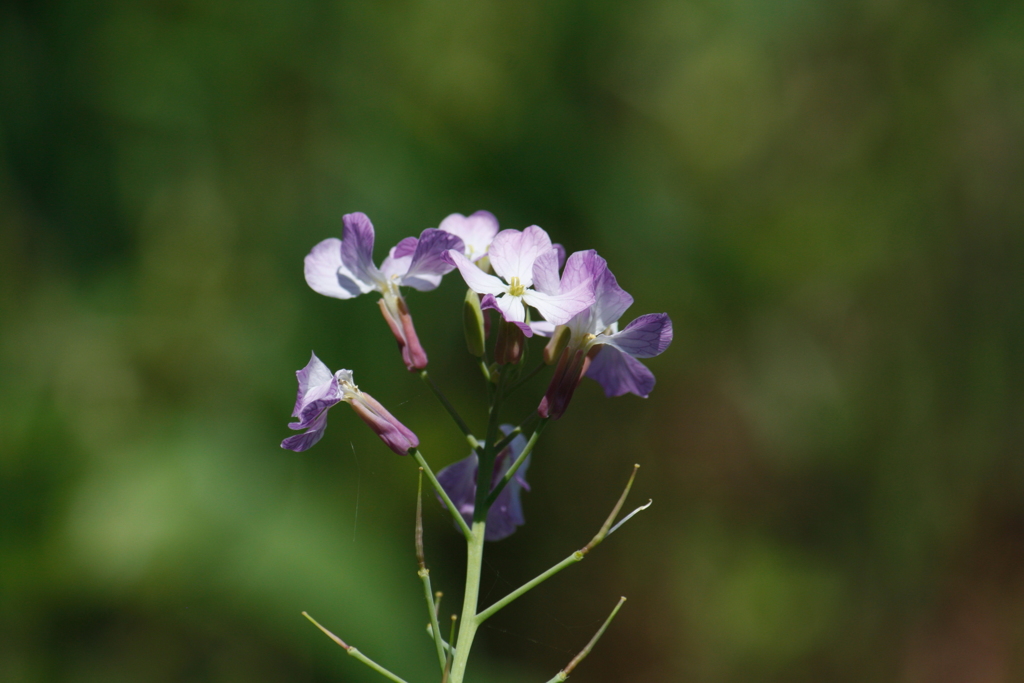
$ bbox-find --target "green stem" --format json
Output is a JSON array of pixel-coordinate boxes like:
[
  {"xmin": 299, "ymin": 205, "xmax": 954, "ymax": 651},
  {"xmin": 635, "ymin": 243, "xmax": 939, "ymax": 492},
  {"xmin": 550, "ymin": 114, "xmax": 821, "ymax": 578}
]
[
  {"xmin": 560, "ymin": 596, "xmax": 627, "ymax": 677},
  {"xmin": 419, "ymin": 570, "xmax": 446, "ymax": 671},
  {"xmin": 485, "ymin": 419, "xmax": 548, "ymax": 506},
  {"xmin": 478, "ymin": 358, "xmax": 493, "ymax": 385},
  {"xmin": 448, "ymin": 520, "xmax": 486, "ymax": 683},
  {"xmin": 420, "ymin": 370, "xmax": 480, "ymax": 450},
  {"xmin": 491, "ymin": 412, "xmax": 540, "ymax": 454},
  {"xmin": 473, "ymin": 371, "xmax": 507, "ymax": 523},
  {"xmin": 302, "ymin": 612, "xmax": 411, "ymax": 683},
  {"xmin": 425, "ymin": 623, "xmax": 454, "ymax": 655},
  {"xmin": 413, "ymin": 450, "xmax": 472, "ymax": 540},
  {"xmin": 475, "ymin": 551, "xmax": 583, "ymax": 625}
]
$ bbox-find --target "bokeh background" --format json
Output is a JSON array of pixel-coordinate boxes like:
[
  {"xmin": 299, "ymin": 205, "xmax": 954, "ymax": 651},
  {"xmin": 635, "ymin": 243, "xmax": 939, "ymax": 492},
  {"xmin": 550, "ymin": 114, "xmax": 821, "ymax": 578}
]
[{"xmin": 2, "ymin": 0, "xmax": 1023, "ymax": 681}]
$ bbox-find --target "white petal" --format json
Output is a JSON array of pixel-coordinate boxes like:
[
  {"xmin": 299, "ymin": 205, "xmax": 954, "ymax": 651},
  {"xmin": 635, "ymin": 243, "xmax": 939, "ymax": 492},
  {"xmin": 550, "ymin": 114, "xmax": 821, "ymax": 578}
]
[
  {"xmin": 522, "ymin": 280, "xmax": 595, "ymax": 326},
  {"xmin": 448, "ymin": 250, "xmax": 508, "ymax": 296},
  {"xmin": 304, "ymin": 238, "xmax": 376, "ymax": 298}
]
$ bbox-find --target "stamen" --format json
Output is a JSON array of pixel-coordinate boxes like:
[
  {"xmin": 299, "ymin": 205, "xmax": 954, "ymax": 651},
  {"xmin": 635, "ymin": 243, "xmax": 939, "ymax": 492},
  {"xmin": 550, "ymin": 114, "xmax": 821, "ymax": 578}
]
[{"xmin": 507, "ymin": 276, "xmax": 525, "ymax": 297}]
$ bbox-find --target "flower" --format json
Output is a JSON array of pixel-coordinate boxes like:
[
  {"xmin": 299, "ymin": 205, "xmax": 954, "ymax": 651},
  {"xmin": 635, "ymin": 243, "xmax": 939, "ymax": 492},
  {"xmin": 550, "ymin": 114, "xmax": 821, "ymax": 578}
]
[
  {"xmin": 533, "ymin": 251, "xmax": 673, "ymax": 418},
  {"xmin": 438, "ymin": 211, "xmax": 500, "ymax": 263},
  {"xmin": 304, "ymin": 212, "xmax": 465, "ymax": 370},
  {"xmin": 281, "ymin": 353, "xmax": 419, "ymax": 454},
  {"xmin": 444, "ymin": 226, "xmax": 595, "ymax": 336},
  {"xmin": 436, "ymin": 425, "xmax": 531, "ymax": 541}
]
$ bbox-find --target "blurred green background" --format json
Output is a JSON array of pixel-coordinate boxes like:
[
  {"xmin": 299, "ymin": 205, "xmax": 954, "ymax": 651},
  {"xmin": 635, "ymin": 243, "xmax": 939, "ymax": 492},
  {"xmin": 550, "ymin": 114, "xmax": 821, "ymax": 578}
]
[{"xmin": 2, "ymin": 0, "xmax": 1023, "ymax": 681}]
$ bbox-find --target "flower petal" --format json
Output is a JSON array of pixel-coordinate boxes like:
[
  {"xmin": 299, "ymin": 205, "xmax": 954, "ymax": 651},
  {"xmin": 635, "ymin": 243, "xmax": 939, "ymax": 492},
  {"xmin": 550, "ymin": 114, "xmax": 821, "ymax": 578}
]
[
  {"xmin": 585, "ymin": 345, "xmax": 656, "ymax": 397},
  {"xmin": 304, "ymin": 238, "xmax": 374, "ymax": 299},
  {"xmin": 438, "ymin": 210, "xmax": 499, "ymax": 261},
  {"xmin": 435, "ymin": 425, "xmax": 531, "ymax": 541},
  {"xmin": 531, "ymin": 249, "xmax": 562, "ymax": 296},
  {"xmin": 529, "ymin": 320, "xmax": 557, "ymax": 337},
  {"xmin": 401, "ymin": 229, "xmax": 465, "ymax": 292},
  {"xmin": 392, "ymin": 236, "xmax": 419, "ymax": 259},
  {"xmin": 486, "ymin": 452, "xmax": 531, "ymax": 541},
  {"xmin": 281, "ymin": 409, "xmax": 331, "ymax": 452},
  {"xmin": 340, "ymin": 212, "xmax": 383, "ymax": 289},
  {"xmin": 380, "ymin": 237, "xmax": 417, "ymax": 280},
  {"xmin": 292, "ymin": 352, "xmax": 334, "ymax": 415},
  {"xmin": 522, "ymin": 280, "xmax": 595, "ymax": 326},
  {"xmin": 589, "ymin": 265, "xmax": 634, "ymax": 333},
  {"xmin": 446, "ymin": 250, "xmax": 508, "ymax": 296},
  {"xmin": 488, "ymin": 226, "xmax": 552, "ymax": 285},
  {"xmin": 436, "ymin": 453, "xmax": 479, "ymax": 523},
  {"xmin": 600, "ymin": 313, "xmax": 673, "ymax": 358},
  {"xmin": 290, "ymin": 353, "xmax": 343, "ymax": 426}
]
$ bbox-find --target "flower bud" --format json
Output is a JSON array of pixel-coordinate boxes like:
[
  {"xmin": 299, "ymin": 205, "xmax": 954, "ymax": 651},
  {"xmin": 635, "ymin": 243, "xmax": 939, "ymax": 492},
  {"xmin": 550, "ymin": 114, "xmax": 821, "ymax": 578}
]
[
  {"xmin": 463, "ymin": 288, "xmax": 487, "ymax": 357},
  {"xmin": 494, "ymin": 319, "xmax": 525, "ymax": 365},
  {"xmin": 378, "ymin": 296, "xmax": 429, "ymax": 371},
  {"xmin": 538, "ymin": 345, "xmax": 599, "ymax": 419},
  {"xmin": 348, "ymin": 391, "xmax": 420, "ymax": 455}
]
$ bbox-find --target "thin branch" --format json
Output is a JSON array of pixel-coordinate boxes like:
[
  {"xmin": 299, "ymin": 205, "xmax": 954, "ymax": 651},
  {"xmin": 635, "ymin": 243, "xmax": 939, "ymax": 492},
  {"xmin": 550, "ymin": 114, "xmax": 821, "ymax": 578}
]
[
  {"xmin": 413, "ymin": 449, "xmax": 472, "ymax": 540},
  {"xmin": 583, "ymin": 464, "xmax": 639, "ymax": 555},
  {"xmin": 563, "ymin": 596, "xmax": 627, "ymax": 675},
  {"xmin": 476, "ymin": 465, "xmax": 648, "ymax": 624},
  {"xmin": 476, "ymin": 552, "xmax": 583, "ymax": 625},
  {"xmin": 301, "ymin": 612, "xmax": 411, "ymax": 683},
  {"xmin": 416, "ymin": 469, "xmax": 447, "ymax": 671},
  {"xmin": 420, "ymin": 370, "xmax": 480, "ymax": 449},
  {"xmin": 492, "ymin": 411, "xmax": 541, "ymax": 454},
  {"xmin": 485, "ymin": 419, "xmax": 548, "ymax": 506}
]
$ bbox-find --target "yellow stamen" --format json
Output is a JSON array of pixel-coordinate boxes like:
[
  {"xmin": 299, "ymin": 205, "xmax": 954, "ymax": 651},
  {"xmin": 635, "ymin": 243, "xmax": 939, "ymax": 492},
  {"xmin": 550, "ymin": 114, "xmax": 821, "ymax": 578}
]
[{"xmin": 507, "ymin": 276, "xmax": 525, "ymax": 297}]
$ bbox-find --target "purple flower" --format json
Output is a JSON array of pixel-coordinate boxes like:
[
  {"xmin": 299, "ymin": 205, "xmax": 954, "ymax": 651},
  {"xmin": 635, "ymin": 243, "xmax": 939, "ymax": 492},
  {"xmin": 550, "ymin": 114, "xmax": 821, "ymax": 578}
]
[
  {"xmin": 282, "ymin": 353, "xmax": 419, "ymax": 455},
  {"xmin": 436, "ymin": 425, "xmax": 531, "ymax": 541},
  {"xmin": 304, "ymin": 212, "xmax": 465, "ymax": 370},
  {"xmin": 438, "ymin": 211, "xmax": 500, "ymax": 263},
  {"xmin": 534, "ymin": 251, "xmax": 672, "ymax": 418},
  {"xmin": 445, "ymin": 226, "xmax": 595, "ymax": 336}
]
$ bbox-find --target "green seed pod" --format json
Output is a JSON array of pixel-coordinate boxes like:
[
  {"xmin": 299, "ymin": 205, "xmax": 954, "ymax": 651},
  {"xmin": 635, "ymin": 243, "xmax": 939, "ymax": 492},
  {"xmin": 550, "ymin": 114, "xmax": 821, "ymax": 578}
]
[{"xmin": 463, "ymin": 289, "xmax": 486, "ymax": 357}]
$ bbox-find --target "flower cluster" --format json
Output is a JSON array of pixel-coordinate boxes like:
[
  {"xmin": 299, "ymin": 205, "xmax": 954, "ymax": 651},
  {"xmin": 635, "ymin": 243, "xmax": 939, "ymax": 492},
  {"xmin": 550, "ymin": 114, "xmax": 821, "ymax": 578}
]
[{"xmin": 283, "ymin": 210, "xmax": 672, "ymax": 539}]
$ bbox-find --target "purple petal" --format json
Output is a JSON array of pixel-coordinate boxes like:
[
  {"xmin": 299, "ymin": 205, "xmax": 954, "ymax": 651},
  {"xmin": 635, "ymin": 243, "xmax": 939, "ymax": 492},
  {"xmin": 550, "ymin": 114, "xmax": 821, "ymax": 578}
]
[
  {"xmin": 340, "ymin": 213, "xmax": 382, "ymax": 288},
  {"xmin": 601, "ymin": 313, "xmax": 673, "ymax": 358},
  {"xmin": 558, "ymin": 250, "xmax": 600, "ymax": 294},
  {"xmin": 488, "ymin": 226, "xmax": 553, "ymax": 285},
  {"xmin": 379, "ymin": 237, "xmax": 418, "ymax": 280},
  {"xmin": 438, "ymin": 211, "xmax": 500, "ymax": 261},
  {"xmin": 447, "ymin": 250, "xmax": 507, "ymax": 296},
  {"xmin": 553, "ymin": 243, "xmax": 566, "ymax": 270},
  {"xmin": 531, "ymin": 249, "xmax": 562, "ymax": 296},
  {"xmin": 292, "ymin": 353, "xmax": 333, "ymax": 416},
  {"xmin": 289, "ymin": 353, "xmax": 343, "ymax": 426},
  {"xmin": 281, "ymin": 409, "xmax": 331, "ymax": 452},
  {"xmin": 393, "ymin": 236, "xmax": 419, "ymax": 259},
  {"xmin": 522, "ymin": 281, "xmax": 595, "ymax": 326},
  {"xmin": 589, "ymin": 265, "xmax": 634, "ymax": 333},
  {"xmin": 481, "ymin": 296, "xmax": 534, "ymax": 336},
  {"xmin": 401, "ymin": 229, "xmax": 465, "ymax": 292},
  {"xmin": 435, "ymin": 425, "xmax": 531, "ymax": 541},
  {"xmin": 486, "ymin": 434, "xmax": 531, "ymax": 541},
  {"xmin": 585, "ymin": 345, "xmax": 656, "ymax": 397},
  {"xmin": 436, "ymin": 453, "xmax": 479, "ymax": 524},
  {"xmin": 304, "ymin": 238, "xmax": 374, "ymax": 299}
]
